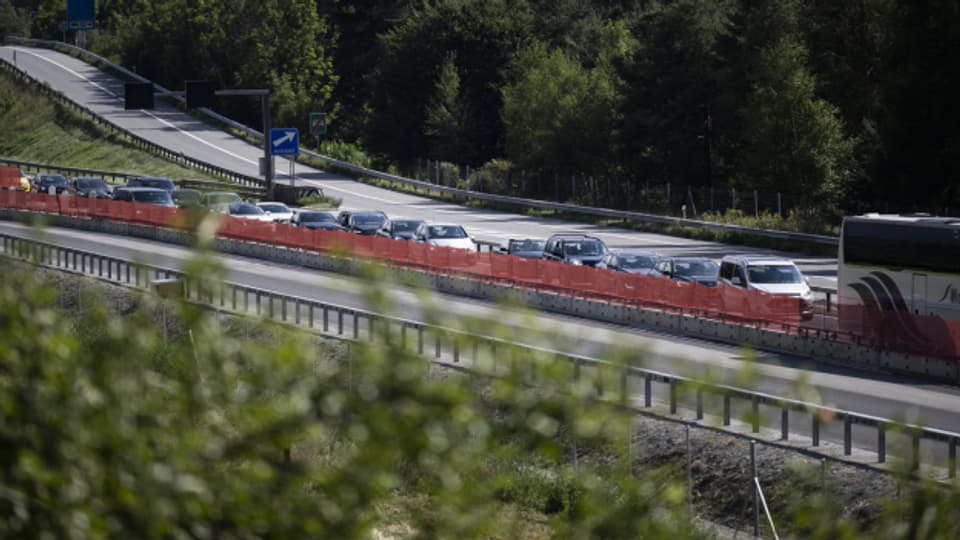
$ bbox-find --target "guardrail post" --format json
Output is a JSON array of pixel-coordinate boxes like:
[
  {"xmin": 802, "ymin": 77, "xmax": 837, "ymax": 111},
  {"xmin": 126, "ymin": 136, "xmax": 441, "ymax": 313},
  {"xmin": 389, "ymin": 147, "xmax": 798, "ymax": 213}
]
[
  {"xmin": 950, "ymin": 438, "xmax": 957, "ymax": 479},
  {"xmin": 752, "ymin": 396, "xmax": 760, "ymax": 433},
  {"xmin": 877, "ymin": 423, "xmax": 886, "ymax": 463},
  {"xmin": 912, "ymin": 433, "xmax": 920, "ymax": 471},
  {"xmin": 323, "ymin": 306, "xmax": 329, "ymax": 332},
  {"xmin": 418, "ymin": 327, "xmax": 424, "ymax": 355},
  {"xmin": 308, "ymin": 303, "xmax": 314, "ymax": 328},
  {"xmin": 435, "ymin": 333, "xmax": 441, "ymax": 359},
  {"xmin": 353, "ymin": 312, "xmax": 359, "ymax": 339},
  {"xmin": 812, "ymin": 414, "xmax": 820, "ymax": 447},
  {"xmin": 669, "ymin": 379, "xmax": 677, "ymax": 414},
  {"xmin": 256, "ymin": 291, "xmax": 261, "ymax": 315},
  {"xmin": 723, "ymin": 394, "xmax": 731, "ymax": 426},
  {"xmin": 644, "ymin": 374, "xmax": 652, "ymax": 407},
  {"xmin": 368, "ymin": 316, "xmax": 374, "ymax": 341},
  {"xmin": 337, "ymin": 310, "xmax": 343, "ymax": 335},
  {"xmin": 696, "ymin": 389, "xmax": 704, "ymax": 420},
  {"xmin": 294, "ymin": 300, "xmax": 300, "ymax": 324},
  {"xmin": 453, "ymin": 338, "xmax": 460, "ymax": 363},
  {"xmin": 843, "ymin": 416, "xmax": 852, "ymax": 455},
  {"xmin": 97, "ymin": 256, "xmax": 103, "ymax": 277},
  {"xmin": 780, "ymin": 408, "xmax": 789, "ymax": 440}
]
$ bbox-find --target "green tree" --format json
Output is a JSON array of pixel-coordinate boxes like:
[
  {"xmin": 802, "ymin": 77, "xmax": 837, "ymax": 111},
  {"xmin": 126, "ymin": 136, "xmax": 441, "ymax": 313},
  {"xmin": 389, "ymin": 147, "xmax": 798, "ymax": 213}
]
[
  {"xmin": 736, "ymin": 37, "xmax": 856, "ymax": 208},
  {"xmin": 424, "ymin": 52, "xmax": 473, "ymax": 163},
  {"xmin": 501, "ymin": 43, "xmax": 622, "ymax": 182},
  {"xmin": 0, "ymin": 0, "xmax": 29, "ymax": 37}
]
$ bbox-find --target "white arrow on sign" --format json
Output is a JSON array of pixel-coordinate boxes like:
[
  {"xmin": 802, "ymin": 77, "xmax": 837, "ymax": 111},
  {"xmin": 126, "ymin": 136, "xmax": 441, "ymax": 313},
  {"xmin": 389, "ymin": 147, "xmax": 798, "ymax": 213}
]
[{"xmin": 272, "ymin": 131, "xmax": 296, "ymax": 147}]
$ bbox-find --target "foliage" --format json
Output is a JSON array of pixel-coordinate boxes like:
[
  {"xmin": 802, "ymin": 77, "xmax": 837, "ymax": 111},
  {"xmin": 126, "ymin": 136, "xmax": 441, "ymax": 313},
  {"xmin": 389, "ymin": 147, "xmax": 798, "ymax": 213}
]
[{"xmin": 476, "ymin": 159, "xmax": 512, "ymax": 194}]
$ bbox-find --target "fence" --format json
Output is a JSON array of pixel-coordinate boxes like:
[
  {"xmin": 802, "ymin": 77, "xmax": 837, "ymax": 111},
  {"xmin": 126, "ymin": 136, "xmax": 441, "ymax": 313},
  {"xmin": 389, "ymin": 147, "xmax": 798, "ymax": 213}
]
[{"xmin": 2, "ymin": 231, "xmax": 959, "ymax": 485}]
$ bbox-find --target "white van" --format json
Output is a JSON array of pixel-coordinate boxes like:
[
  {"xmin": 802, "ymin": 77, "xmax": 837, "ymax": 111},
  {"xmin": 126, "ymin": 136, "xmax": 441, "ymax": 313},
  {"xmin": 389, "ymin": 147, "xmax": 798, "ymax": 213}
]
[{"xmin": 718, "ymin": 255, "xmax": 814, "ymax": 320}]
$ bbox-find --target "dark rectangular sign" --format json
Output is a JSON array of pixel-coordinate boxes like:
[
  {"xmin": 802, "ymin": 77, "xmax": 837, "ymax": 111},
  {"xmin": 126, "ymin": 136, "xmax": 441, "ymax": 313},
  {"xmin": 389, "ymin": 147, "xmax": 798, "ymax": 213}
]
[{"xmin": 67, "ymin": 0, "xmax": 96, "ymax": 30}]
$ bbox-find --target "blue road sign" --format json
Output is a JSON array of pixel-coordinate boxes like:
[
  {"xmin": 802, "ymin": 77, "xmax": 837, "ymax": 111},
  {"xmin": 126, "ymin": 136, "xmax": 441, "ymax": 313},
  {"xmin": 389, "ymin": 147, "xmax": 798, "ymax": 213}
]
[
  {"xmin": 270, "ymin": 128, "xmax": 299, "ymax": 156},
  {"xmin": 67, "ymin": 0, "xmax": 96, "ymax": 30}
]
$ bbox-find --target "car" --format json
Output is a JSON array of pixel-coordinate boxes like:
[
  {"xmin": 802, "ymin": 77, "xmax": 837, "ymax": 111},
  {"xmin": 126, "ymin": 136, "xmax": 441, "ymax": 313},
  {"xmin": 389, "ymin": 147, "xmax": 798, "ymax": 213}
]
[
  {"xmin": 256, "ymin": 202, "xmax": 294, "ymax": 223},
  {"xmin": 32, "ymin": 173, "xmax": 69, "ymax": 194},
  {"xmin": 291, "ymin": 209, "xmax": 343, "ymax": 230},
  {"xmin": 112, "ymin": 187, "xmax": 175, "ymax": 206},
  {"xmin": 652, "ymin": 256, "xmax": 719, "ymax": 286},
  {"xmin": 718, "ymin": 255, "xmax": 814, "ymax": 319},
  {"xmin": 542, "ymin": 233, "xmax": 608, "ymax": 266},
  {"xmin": 597, "ymin": 249, "xmax": 659, "ymax": 274},
  {"xmin": 496, "ymin": 238, "xmax": 546, "ymax": 258},
  {"xmin": 377, "ymin": 218, "xmax": 424, "ymax": 240},
  {"xmin": 414, "ymin": 223, "xmax": 475, "ymax": 250},
  {"xmin": 227, "ymin": 202, "xmax": 274, "ymax": 222},
  {"xmin": 171, "ymin": 188, "xmax": 203, "ymax": 208},
  {"xmin": 126, "ymin": 176, "xmax": 175, "ymax": 192},
  {"xmin": 69, "ymin": 176, "xmax": 112, "ymax": 198},
  {"xmin": 343, "ymin": 210, "xmax": 387, "ymax": 235}
]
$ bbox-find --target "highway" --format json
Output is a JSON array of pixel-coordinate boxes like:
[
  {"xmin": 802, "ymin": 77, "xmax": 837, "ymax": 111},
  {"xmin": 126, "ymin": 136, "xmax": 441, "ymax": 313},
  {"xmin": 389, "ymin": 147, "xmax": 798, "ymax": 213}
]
[
  {"xmin": 3, "ymin": 220, "xmax": 959, "ymax": 441},
  {"xmin": 0, "ymin": 45, "xmax": 838, "ymax": 289}
]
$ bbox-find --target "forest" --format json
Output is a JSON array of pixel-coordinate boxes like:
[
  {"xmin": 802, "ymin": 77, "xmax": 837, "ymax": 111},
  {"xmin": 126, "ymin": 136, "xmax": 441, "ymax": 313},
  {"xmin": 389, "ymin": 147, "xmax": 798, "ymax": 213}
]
[{"xmin": 2, "ymin": 0, "xmax": 959, "ymax": 220}]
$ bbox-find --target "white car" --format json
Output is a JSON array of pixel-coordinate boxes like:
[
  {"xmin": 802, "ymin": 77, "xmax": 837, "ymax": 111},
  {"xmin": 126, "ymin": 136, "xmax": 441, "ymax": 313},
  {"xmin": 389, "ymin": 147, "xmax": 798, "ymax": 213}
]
[
  {"xmin": 718, "ymin": 255, "xmax": 814, "ymax": 320},
  {"xmin": 257, "ymin": 201, "xmax": 294, "ymax": 223},
  {"xmin": 227, "ymin": 202, "xmax": 275, "ymax": 222},
  {"xmin": 414, "ymin": 223, "xmax": 475, "ymax": 251}
]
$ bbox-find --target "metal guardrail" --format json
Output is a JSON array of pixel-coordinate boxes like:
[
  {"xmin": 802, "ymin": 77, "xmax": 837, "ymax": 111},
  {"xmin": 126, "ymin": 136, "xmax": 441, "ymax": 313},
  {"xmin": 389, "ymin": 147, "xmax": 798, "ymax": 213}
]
[
  {"xmin": 1, "ymin": 232, "xmax": 952, "ymax": 477},
  {"xmin": 3, "ymin": 37, "xmax": 839, "ymax": 248}
]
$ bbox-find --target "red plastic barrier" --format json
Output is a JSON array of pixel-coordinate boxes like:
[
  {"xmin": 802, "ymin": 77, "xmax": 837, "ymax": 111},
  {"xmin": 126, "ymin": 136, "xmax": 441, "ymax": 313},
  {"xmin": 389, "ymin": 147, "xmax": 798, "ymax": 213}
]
[{"xmin": 0, "ymin": 166, "xmax": 20, "ymax": 189}]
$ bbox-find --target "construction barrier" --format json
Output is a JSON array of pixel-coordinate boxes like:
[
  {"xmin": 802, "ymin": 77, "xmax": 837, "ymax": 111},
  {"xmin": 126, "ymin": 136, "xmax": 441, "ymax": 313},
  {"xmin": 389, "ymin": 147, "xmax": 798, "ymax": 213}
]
[
  {"xmin": 0, "ymin": 166, "xmax": 20, "ymax": 190},
  {"xmin": 6, "ymin": 192, "xmax": 958, "ymax": 362}
]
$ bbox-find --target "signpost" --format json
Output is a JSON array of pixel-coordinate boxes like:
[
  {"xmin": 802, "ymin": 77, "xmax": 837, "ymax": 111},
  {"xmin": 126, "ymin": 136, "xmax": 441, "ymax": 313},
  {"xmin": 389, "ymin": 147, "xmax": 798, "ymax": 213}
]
[
  {"xmin": 310, "ymin": 112, "xmax": 326, "ymax": 151},
  {"xmin": 270, "ymin": 128, "xmax": 299, "ymax": 187},
  {"xmin": 66, "ymin": 0, "xmax": 96, "ymax": 30}
]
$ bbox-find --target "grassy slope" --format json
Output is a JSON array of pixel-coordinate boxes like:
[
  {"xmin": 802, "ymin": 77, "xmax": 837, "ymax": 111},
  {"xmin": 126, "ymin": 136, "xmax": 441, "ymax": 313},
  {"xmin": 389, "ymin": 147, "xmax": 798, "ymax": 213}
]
[{"xmin": 0, "ymin": 72, "xmax": 215, "ymax": 179}]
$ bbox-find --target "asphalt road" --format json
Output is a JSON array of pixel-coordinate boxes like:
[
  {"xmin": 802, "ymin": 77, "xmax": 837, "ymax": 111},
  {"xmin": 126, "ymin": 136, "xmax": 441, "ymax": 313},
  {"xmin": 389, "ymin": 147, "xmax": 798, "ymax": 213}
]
[
  {"xmin": 0, "ymin": 45, "xmax": 838, "ymax": 291},
  {"xmin": 4, "ymin": 221, "xmax": 958, "ymax": 446}
]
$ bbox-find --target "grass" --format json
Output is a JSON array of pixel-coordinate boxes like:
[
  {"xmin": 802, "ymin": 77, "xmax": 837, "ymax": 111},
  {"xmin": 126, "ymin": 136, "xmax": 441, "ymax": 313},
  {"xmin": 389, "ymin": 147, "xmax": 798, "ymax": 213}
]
[{"xmin": 0, "ymin": 70, "xmax": 219, "ymax": 180}]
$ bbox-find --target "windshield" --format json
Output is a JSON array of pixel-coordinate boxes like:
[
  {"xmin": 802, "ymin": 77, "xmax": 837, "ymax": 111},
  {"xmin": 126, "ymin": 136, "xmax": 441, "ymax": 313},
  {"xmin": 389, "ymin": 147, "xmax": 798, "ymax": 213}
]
[
  {"xmin": 260, "ymin": 204, "xmax": 288, "ymax": 213},
  {"xmin": 428, "ymin": 225, "xmax": 467, "ymax": 239},
  {"xmin": 301, "ymin": 212, "xmax": 335, "ymax": 223},
  {"xmin": 510, "ymin": 239, "xmax": 545, "ymax": 252},
  {"xmin": 133, "ymin": 191, "xmax": 173, "ymax": 204},
  {"xmin": 77, "ymin": 178, "xmax": 105, "ymax": 189},
  {"xmin": 621, "ymin": 255, "xmax": 657, "ymax": 269},
  {"xmin": 563, "ymin": 239, "xmax": 603, "ymax": 256},
  {"xmin": 747, "ymin": 264, "xmax": 803, "ymax": 284},
  {"xmin": 231, "ymin": 204, "xmax": 265, "ymax": 216},
  {"xmin": 392, "ymin": 220, "xmax": 421, "ymax": 233},
  {"xmin": 141, "ymin": 178, "xmax": 174, "ymax": 190},
  {"xmin": 674, "ymin": 260, "xmax": 718, "ymax": 277},
  {"xmin": 353, "ymin": 214, "xmax": 386, "ymax": 227}
]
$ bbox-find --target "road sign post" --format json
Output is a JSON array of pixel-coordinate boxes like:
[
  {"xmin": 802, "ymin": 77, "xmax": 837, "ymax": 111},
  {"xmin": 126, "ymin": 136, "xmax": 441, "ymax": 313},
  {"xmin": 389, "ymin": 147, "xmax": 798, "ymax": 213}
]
[{"xmin": 310, "ymin": 112, "xmax": 327, "ymax": 151}]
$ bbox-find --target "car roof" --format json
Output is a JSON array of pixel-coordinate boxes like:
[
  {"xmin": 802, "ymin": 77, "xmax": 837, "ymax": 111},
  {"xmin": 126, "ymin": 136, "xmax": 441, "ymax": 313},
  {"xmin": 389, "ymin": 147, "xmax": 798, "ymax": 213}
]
[
  {"xmin": 115, "ymin": 187, "xmax": 168, "ymax": 192},
  {"xmin": 610, "ymin": 248, "xmax": 657, "ymax": 255},
  {"xmin": 660, "ymin": 255, "xmax": 714, "ymax": 262},
  {"xmin": 721, "ymin": 254, "xmax": 795, "ymax": 264}
]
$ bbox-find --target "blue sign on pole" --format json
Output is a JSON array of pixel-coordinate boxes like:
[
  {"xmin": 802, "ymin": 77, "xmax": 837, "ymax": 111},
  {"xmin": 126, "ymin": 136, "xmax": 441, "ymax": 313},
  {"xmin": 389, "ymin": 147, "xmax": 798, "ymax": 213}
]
[
  {"xmin": 67, "ymin": 0, "xmax": 96, "ymax": 30},
  {"xmin": 269, "ymin": 128, "xmax": 300, "ymax": 156}
]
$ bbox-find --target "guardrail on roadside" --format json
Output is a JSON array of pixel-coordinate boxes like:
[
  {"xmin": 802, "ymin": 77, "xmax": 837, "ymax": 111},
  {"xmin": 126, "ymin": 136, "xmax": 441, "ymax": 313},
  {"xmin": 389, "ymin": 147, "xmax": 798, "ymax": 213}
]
[
  {"xmin": 0, "ymin": 232, "xmax": 953, "ymax": 479},
  {"xmin": 3, "ymin": 36, "xmax": 839, "ymax": 248}
]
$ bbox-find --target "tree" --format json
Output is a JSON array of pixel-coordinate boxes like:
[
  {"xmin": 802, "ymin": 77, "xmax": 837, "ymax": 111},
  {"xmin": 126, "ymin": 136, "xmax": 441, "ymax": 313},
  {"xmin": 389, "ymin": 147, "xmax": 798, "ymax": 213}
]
[
  {"xmin": 424, "ymin": 52, "xmax": 473, "ymax": 163},
  {"xmin": 501, "ymin": 43, "xmax": 622, "ymax": 181},
  {"xmin": 736, "ymin": 37, "xmax": 856, "ymax": 208}
]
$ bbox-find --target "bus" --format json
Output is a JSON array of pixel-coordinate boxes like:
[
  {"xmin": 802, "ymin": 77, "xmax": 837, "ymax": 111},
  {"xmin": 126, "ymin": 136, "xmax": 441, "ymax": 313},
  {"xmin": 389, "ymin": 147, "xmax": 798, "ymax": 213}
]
[{"xmin": 838, "ymin": 214, "xmax": 960, "ymax": 359}]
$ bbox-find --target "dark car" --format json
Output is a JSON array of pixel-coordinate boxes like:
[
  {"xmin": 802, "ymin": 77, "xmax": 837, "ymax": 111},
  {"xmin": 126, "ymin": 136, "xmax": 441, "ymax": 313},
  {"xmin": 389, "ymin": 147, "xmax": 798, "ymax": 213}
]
[
  {"xmin": 653, "ymin": 256, "xmax": 719, "ymax": 286},
  {"xmin": 69, "ymin": 176, "xmax": 112, "ymax": 198},
  {"xmin": 227, "ymin": 202, "xmax": 272, "ymax": 221},
  {"xmin": 496, "ymin": 238, "xmax": 546, "ymax": 259},
  {"xmin": 344, "ymin": 210, "xmax": 387, "ymax": 235},
  {"xmin": 32, "ymin": 173, "xmax": 69, "ymax": 194},
  {"xmin": 126, "ymin": 176, "xmax": 176, "ymax": 192},
  {"xmin": 291, "ymin": 210, "xmax": 343, "ymax": 230},
  {"xmin": 112, "ymin": 187, "xmax": 175, "ymax": 207},
  {"xmin": 377, "ymin": 219, "xmax": 424, "ymax": 240},
  {"xmin": 171, "ymin": 188, "xmax": 203, "ymax": 208},
  {"xmin": 596, "ymin": 249, "xmax": 659, "ymax": 274},
  {"xmin": 543, "ymin": 233, "xmax": 608, "ymax": 266}
]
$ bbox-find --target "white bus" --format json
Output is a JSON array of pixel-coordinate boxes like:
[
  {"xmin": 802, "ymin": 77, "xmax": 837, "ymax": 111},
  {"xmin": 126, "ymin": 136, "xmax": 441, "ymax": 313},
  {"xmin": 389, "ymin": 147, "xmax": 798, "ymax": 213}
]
[{"xmin": 838, "ymin": 214, "xmax": 960, "ymax": 358}]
